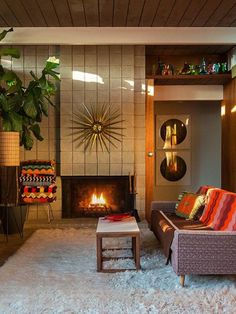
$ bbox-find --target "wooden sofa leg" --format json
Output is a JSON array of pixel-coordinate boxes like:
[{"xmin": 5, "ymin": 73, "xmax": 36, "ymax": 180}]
[{"xmin": 180, "ymin": 275, "xmax": 185, "ymax": 287}]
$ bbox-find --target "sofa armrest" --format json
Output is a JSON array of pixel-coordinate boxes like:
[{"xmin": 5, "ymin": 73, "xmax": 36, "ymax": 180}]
[
  {"xmin": 151, "ymin": 201, "xmax": 177, "ymax": 214},
  {"xmin": 171, "ymin": 230, "xmax": 236, "ymax": 275}
]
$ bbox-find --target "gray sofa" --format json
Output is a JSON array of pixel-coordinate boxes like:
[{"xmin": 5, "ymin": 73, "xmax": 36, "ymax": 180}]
[{"xmin": 150, "ymin": 201, "xmax": 236, "ymax": 286}]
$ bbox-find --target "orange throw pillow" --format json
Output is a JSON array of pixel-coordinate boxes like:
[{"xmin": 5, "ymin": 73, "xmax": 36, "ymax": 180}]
[{"xmin": 175, "ymin": 193, "xmax": 205, "ymax": 219}]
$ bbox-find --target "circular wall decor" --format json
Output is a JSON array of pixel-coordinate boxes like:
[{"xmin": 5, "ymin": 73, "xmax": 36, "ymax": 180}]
[
  {"xmin": 160, "ymin": 119, "xmax": 187, "ymax": 145},
  {"xmin": 160, "ymin": 155, "xmax": 187, "ymax": 181}
]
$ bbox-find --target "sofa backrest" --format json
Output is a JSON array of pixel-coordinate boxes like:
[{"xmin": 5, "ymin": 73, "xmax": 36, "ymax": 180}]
[{"xmin": 200, "ymin": 188, "xmax": 236, "ymax": 231}]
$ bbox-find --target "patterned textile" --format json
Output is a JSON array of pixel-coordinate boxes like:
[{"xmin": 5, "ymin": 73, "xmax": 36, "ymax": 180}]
[
  {"xmin": 21, "ymin": 168, "xmax": 55, "ymax": 175},
  {"xmin": 19, "ymin": 174, "xmax": 56, "ymax": 185},
  {"xmin": 21, "ymin": 160, "xmax": 55, "ymax": 166},
  {"xmin": 175, "ymin": 191, "xmax": 189, "ymax": 210},
  {"xmin": 19, "ymin": 160, "xmax": 56, "ymax": 204},
  {"xmin": 22, "ymin": 197, "xmax": 56, "ymax": 203},
  {"xmin": 175, "ymin": 193, "xmax": 205, "ymax": 219},
  {"xmin": 196, "ymin": 185, "xmax": 215, "ymax": 195},
  {"xmin": 200, "ymin": 188, "xmax": 226, "ymax": 226},
  {"xmin": 21, "ymin": 185, "xmax": 57, "ymax": 194},
  {"xmin": 210, "ymin": 193, "xmax": 236, "ymax": 231},
  {"xmin": 199, "ymin": 188, "xmax": 236, "ymax": 231}
]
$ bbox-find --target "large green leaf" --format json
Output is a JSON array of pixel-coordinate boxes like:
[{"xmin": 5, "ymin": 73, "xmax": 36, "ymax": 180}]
[
  {"xmin": 21, "ymin": 130, "xmax": 34, "ymax": 150},
  {"xmin": 23, "ymin": 94, "xmax": 37, "ymax": 119},
  {"xmin": 9, "ymin": 111, "xmax": 23, "ymax": 131},
  {"xmin": 30, "ymin": 124, "xmax": 43, "ymax": 141},
  {"xmin": 43, "ymin": 68, "xmax": 60, "ymax": 81},
  {"xmin": 0, "ymin": 28, "xmax": 13, "ymax": 42},
  {"xmin": 2, "ymin": 117, "xmax": 12, "ymax": 131},
  {"xmin": 0, "ymin": 94, "xmax": 8, "ymax": 111},
  {"xmin": 0, "ymin": 47, "xmax": 20, "ymax": 59},
  {"xmin": 39, "ymin": 99, "xmax": 48, "ymax": 116}
]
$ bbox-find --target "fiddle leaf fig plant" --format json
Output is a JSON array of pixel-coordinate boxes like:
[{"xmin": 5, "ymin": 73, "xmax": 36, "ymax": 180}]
[{"xmin": 0, "ymin": 28, "xmax": 60, "ymax": 150}]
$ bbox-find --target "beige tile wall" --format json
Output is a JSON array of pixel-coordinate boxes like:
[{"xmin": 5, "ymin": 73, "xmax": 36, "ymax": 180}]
[
  {"xmin": 12, "ymin": 44, "xmax": 145, "ymax": 220},
  {"xmin": 60, "ymin": 45, "xmax": 146, "ymax": 213}
]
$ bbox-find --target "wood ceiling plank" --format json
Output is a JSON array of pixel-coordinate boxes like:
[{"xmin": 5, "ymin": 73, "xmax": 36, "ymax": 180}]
[
  {"xmin": 139, "ymin": 0, "xmax": 160, "ymax": 26},
  {"xmin": 5, "ymin": 0, "xmax": 33, "ymax": 26},
  {"xmin": 19, "ymin": 0, "xmax": 47, "ymax": 26},
  {"xmin": 218, "ymin": 4, "xmax": 236, "ymax": 26},
  {"xmin": 68, "ymin": 0, "xmax": 86, "ymax": 26},
  {"xmin": 152, "ymin": 0, "xmax": 176, "ymax": 26},
  {"xmin": 113, "ymin": 0, "xmax": 129, "ymax": 26},
  {"xmin": 37, "ymin": 0, "xmax": 60, "ymax": 27},
  {"xmin": 126, "ymin": 0, "xmax": 145, "ymax": 26},
  {"xmin": 204, "ymin": 0, "xmax": 236, "ymax": 26},
  {"xmin": 191, "ymin": 0, "xmax": 222, "ymax": 26},
  {"xmin": 178, "ymin": 0, "xmax": 207, "ymax": 26},
  {"xmin": 0, "ymin": 0, "xmax": 21, "ymax": 26},
  {"xmin": 165, "ymin": 0, "xmax": 191, "ymax": 26},
  {"xmin": 51, "ymin": 0, "xmax": 73, "ymax": 26},
  {"xmin": 83, "ymin": 0, "xmax": 99, "ymax": 26},
  {"xmin": 0, "ymin": 14, "xmax": 8, "ymax": 26},
  {"xmin": 99, "ymin": 0, "xmax": 113, "ymax": 26}
]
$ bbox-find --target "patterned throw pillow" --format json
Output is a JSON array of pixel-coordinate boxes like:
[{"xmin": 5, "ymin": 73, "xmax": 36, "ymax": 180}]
[
  {"xmin": 175, "ymin": 191, "xmax": 189, "ymax": 210},
  {"xmin": 175, "ymin": 193, "xmax": 205, "ymax": 220}
]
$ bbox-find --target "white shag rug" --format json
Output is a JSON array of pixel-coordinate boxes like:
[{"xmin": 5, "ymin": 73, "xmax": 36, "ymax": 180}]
[{"xmin": 0, "ymin": 227, "xmax": 236, "ymax": 314}]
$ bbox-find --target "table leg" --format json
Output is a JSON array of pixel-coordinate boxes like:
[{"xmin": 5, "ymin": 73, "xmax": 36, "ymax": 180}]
[
  {"xmin": 135, "ymin": 234, "xmax": 141, "ymax": 270},
  {"xmin": 132, "ymin": 237, "xmax": 136, "ymax": 260},
  {"xmin": 96, "ymin": 235, "xmax": 102, "ymax": 272}
]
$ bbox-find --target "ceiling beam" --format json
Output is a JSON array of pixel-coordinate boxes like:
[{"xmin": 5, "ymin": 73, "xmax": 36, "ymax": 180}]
[{"xmin": 0, "ymin": 27, "xmax": 236, "ymax": 45}]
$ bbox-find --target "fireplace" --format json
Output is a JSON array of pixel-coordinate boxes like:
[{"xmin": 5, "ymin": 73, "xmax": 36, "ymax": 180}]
[{"xmin": 62, "ymin": 176, "xmax": 132, "ymax": 218}]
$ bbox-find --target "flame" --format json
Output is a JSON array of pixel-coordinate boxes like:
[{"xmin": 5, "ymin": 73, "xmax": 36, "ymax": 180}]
[{"xmin": 91, "ymin": 193, "xmax": 106, "ymax": 205}]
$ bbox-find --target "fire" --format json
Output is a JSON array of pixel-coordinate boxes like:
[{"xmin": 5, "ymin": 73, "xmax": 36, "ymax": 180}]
[{"xmin": 91, "ymin": 193, "xmax": 106, "ymax": 205}]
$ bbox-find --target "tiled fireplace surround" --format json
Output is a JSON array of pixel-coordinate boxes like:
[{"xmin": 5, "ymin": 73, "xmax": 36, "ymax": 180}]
[{"xmin": 16, "ymin": 45, "xmax": 146, "ymax": 220}]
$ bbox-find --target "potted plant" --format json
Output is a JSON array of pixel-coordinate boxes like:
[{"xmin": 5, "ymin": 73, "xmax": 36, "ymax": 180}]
[
  {"xmin": 0, "ymin": 28, "xmax": 60, "ymax": 235},
  {"xmin": 0, "ymin": 28, "xmax": 60, "ymax": 150}
]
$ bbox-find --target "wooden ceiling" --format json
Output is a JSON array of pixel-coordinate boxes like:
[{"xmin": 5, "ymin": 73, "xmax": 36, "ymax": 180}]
[{"xmin": 0, "ymin": 0, "xmax": 236, "ymax": 27}]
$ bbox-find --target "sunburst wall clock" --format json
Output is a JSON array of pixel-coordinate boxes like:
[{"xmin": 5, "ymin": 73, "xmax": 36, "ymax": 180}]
[{"xmin": 72, "ymin": 104, "xmax": 125, "ymax": 152}]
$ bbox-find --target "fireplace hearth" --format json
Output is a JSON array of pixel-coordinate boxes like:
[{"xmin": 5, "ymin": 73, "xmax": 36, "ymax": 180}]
[{"xmin": 62, "ymin": 176, "xmax": 132, "ymax": 218}]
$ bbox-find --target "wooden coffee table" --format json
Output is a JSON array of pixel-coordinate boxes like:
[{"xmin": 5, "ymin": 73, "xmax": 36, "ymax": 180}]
[{"xmin": 96, "ymin": 216, "xmax": 141, "ymax": 272}]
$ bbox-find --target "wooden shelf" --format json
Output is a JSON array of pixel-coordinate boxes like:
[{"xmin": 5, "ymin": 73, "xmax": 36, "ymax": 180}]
[{"xmin": 146, "ymin": 74, "xmax": 232, "ymax": 85}]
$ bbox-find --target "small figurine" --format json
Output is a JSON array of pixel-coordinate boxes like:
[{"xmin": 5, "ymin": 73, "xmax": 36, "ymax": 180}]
[
  {"xmin": 162, "ymin": 64, "xmax": 173, "ymax": 76},
  {"xmin": 199, "ymin": 58, "xmax": 208, "ymax": 75},
  {"xmin": 213, "ymin": 63, "xmax": 220, "ymax": 74},
  {"xmin": 207, "ymin": 63, "xmax": 215, "ymax": 74},
  {"xmin": 180, "ymin": 62, "xmax": 191, "ymax": 75},
  {"xmin": 221, "ymin": 62, "xmax": 228, "ymax": 73}
]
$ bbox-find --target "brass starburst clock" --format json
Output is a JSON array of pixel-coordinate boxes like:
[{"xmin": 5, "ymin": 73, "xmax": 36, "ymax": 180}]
[{"xmin": 72, "ymin": 104, "xmax": 125, "ymax": 152}]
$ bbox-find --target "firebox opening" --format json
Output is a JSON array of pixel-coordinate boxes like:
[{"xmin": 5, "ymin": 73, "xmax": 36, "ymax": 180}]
[{"xmin": 62, "ymin": 176, "xmax": 131, "ymax": 218}]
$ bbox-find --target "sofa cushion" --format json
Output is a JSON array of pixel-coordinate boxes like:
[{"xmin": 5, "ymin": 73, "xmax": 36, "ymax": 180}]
[
  {"xmin": 151, "ymin": 210, "xmax": 212, "ymax": 258},
  {"xmin": 175, "ymin": 193, "xmax": 205, "ymax": 219}
]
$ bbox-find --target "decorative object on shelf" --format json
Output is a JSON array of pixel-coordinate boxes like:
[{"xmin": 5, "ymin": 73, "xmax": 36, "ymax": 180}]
[
  {"xmin": 179, "ymin": 62, "xmax": 191, "ymax": 75},
  {"xmin": 199, "ymin": 58, "xmax": 208, "ymax": 75},
  {"xmin": 72, "ymin": 103, "xmax": 125, "ymax": 152},
  {"xmin": 0, "ymin": 28, "xmax": 60, "ymax": 150},
  {"xmin": 161, "ymin": 64, "xmax": 173, "ymax": 76},
  {"xmin": 221, "ymin": 62, "xmax": 228, "ymax": 73},
  {"xmin": 19, "ymin": 160, "xmax": 57, "ymax": 222}
]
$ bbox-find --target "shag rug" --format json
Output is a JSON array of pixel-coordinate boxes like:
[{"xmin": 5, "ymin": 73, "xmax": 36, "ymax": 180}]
[{"xmin": 0, "ymin": 227, "xmax": 235, "ymax": 314}]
